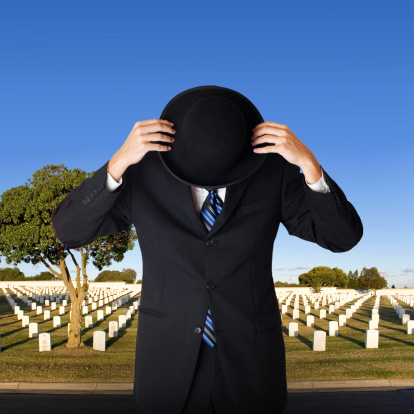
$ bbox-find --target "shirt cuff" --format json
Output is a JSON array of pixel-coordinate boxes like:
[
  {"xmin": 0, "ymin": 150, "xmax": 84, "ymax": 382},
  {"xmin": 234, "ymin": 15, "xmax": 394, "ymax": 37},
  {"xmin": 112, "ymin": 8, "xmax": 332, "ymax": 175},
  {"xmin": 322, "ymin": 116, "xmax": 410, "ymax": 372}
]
[
  {"xmin": 106, "ymin": 171, "xmax": 123, "ymax": 193},
  {"xmin": 305, "ymin": 166, "xmax": 331, "ymax": 193}
]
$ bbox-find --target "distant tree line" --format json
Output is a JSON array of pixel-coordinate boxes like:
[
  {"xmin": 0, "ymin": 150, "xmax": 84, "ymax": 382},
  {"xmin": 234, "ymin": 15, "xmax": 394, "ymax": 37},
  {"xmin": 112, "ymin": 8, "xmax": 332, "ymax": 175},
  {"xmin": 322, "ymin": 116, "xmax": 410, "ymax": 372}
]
[
  {"xmin": 94, "ymin": 268, "xmax": 137, "ymax": 284},
  {"xmin": 0, "ymin": 267, "xmax": 59, "ymax": 281},
  {"xmin": 274, "ymin": 266, "xmax": 387, "ymax": 292},
  {"xmin": 0, "ymin": 266, "xmax": 139, "ymax": 284}
]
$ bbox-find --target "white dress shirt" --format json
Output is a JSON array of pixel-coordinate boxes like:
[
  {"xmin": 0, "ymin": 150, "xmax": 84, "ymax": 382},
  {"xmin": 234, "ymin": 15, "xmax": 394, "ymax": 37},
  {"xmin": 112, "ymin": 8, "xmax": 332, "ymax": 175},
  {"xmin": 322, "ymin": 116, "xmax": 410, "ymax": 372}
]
[{"xmin": 105, "ymin": 165, "xmax": 330, "ymax": 213}]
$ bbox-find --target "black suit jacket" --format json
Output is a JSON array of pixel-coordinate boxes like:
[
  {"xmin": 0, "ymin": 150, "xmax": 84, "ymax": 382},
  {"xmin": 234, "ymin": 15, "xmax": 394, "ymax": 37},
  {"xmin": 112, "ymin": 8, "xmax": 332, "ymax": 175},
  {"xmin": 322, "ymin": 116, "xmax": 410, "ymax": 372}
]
[{"xmin": 52, "ymin": 151, "xmax": 363, "ymax": 414}]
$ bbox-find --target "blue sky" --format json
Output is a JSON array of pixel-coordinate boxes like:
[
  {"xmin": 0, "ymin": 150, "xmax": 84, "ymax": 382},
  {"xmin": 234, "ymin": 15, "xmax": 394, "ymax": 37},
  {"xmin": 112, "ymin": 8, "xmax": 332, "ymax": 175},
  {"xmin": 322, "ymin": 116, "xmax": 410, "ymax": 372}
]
[{"xmin": 1, "ymin": 1, "xmax": 413, "ymax": 287}]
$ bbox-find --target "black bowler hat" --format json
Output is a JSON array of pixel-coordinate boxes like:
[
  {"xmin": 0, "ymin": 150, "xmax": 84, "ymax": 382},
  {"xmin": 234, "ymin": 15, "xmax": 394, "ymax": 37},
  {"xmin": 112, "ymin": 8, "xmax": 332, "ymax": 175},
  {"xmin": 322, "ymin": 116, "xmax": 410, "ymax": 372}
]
[{"xmin": 157, "ymin": 85, "xmax": 268, "ymax": 189}]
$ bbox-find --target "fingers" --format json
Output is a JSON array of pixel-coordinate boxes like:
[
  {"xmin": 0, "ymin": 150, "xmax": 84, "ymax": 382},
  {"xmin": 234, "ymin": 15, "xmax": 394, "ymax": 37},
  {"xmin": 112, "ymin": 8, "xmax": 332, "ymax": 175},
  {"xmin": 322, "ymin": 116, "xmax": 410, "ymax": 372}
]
[
  {"xmin": 251, "ymin": 125, "xmax": 288, "ymax": 139},
  {"xmin": 137, "ymin": 120, "xmax": 176, "ymax": 137},
  {"xmin": 252, "ymin": 121, "xmax": 289, "ymax": 133},
  {"xmin": 134, "ymin": 118, "xmax": 174, "ymax": 128},
  {"xmin": 145, "ymin": 142, "xmax": 172, "ymax": 152},
  {"xmin": 251, "ymin": 134, "xmax": 286, "ymax": 149}
]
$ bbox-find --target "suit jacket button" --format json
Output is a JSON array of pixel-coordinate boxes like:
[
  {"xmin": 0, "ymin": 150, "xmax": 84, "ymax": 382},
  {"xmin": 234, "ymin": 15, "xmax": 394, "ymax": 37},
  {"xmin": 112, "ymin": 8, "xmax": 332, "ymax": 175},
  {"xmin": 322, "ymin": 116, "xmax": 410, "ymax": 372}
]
[
  {"xmin": 206, "ymin": 240, "xmax": 214, "ymax": 246},
  {"xmin": 194, "ymin": 326, "xmax": 202, "ymax": 334},
  {"xmin": 207, "ymin": 283, "xmax": 215, "ymax": 290}
]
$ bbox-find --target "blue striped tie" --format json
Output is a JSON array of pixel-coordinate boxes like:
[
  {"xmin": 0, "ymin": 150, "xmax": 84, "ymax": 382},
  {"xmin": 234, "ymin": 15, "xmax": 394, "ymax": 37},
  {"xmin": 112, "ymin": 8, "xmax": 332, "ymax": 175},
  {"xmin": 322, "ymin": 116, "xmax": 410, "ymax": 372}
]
[{"xmin": 200, "ymin": 188, "xmax": 223, "ymax": 347}]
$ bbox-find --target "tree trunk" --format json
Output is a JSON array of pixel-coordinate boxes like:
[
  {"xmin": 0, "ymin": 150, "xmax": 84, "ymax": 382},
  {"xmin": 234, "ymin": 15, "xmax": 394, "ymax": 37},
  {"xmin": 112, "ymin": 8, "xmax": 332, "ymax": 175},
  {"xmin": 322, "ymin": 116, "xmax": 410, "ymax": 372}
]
[{"xmin": 67, "ymin": 295, "xmax": 84, "ymax": 348}]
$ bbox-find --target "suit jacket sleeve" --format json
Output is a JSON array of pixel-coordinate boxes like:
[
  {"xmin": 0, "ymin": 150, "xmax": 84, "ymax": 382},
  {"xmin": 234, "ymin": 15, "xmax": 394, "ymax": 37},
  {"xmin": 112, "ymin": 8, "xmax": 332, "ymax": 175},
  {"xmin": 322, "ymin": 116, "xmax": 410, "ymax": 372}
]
[
  {"xmin": 52, "ymin": 160, "xmax": 132, "ymax": 249},
  {"xmin": 280, "ymin": 160, "xmax": 363, "ymax": 253}
]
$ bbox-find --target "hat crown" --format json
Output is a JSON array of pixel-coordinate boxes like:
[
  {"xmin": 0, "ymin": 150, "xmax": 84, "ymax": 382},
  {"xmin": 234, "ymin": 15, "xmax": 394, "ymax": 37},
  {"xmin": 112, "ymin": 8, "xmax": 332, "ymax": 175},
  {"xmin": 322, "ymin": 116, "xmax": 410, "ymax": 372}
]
[
  {"xmin": 181, "ymin": 96, "xmax": 246, "ymax": 178},
  {"xmin": 158, "ymin": 85, "xmax": 267, "ymax": 189}
]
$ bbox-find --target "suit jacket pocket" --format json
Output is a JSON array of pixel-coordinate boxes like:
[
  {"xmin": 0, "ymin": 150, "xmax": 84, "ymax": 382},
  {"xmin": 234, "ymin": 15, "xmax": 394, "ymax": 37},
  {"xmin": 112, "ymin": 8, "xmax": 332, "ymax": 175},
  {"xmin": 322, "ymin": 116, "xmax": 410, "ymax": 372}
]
[
  {"xmin": 253, "ymin": 308, "xmax": 282, "ymax": 333},
  {"xmin": 138, "ymin": 305, "xmax": 167, "ymax": 318},
  {"xmin": 233, "ymin": 197, "xmax": 274, "ymax": 218}
]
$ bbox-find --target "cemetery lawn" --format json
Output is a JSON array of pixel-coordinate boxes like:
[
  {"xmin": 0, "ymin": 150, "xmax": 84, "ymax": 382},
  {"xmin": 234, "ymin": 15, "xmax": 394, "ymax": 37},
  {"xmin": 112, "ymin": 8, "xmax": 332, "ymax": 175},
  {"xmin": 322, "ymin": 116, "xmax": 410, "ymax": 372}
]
[{"xmin": 0, "ymin": 292, "xmax": 413, "ymax": 382}]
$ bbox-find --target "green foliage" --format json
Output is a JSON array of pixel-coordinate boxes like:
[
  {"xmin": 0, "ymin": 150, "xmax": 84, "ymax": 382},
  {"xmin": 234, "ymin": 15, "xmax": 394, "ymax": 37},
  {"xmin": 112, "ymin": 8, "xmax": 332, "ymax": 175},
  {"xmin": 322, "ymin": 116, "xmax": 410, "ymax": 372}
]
[
  {"xmin": 0, "ymin": 266, "xmax": 25, "ymax": 281},
  {"xmin": 136, "ymin": 279, "xmax": 142, "ymax": 284},
  {"xmin": 0, "ymin": 164, "xmax": 137, "ymax": 271},
  {"xmin": 26, "ymin": 271, "xmax": 59, "ymax": 281},
  {"xmin": 298, "ymin": 266, "xmax": 349, "ymax": 289},
  {"xmin": 359, "ymin": 267, "xmax": 387, "ymax": 290},
  {"xmin": 95, "ymin": 268, "xmax": 136, "ymax": 284},
  {"xmin": 347, "ymin": 269, "xmax": 361, "ymax": 289},
  {"xmin": 392, "ymin": 285, "xmax": 395, "ymax": 288},
  {"xmin": 273, "ymin": 281, "xmax": 301, "ymax": 287}
]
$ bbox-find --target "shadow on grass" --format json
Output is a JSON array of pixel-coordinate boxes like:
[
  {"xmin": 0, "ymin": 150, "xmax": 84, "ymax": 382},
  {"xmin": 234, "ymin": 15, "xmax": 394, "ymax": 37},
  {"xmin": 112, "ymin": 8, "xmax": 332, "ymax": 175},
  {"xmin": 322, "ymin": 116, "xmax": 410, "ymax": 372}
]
[
  {"xmin": 297, "ymin": 333, "xmax": 313, "ymax": 350},
  {"xmin": 338, "ymin": 333, "xmax": 365, "ymax": 348}
]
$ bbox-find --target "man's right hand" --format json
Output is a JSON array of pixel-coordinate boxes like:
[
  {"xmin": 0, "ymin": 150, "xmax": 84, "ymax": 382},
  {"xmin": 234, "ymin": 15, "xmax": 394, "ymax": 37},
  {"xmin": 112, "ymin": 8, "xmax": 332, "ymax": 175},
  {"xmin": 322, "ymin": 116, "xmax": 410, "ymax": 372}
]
[{"xmin": 108, "ymin": 119, "xmax": 175, "ymax": 182}]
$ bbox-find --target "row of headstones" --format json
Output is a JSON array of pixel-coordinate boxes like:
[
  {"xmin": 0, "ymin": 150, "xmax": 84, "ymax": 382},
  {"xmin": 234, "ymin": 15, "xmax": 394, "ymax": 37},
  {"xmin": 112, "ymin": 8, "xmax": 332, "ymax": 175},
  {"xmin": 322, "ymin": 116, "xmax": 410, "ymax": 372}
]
[
  {"xmin": 4, "ymin": 287, "xmax": 135, "ymax": 327},
  {"xmin": 11, "ymin": 285, "xmax": 137, "ymax": 315},
  {"xmin": 284, "ymin": 292, "xmax": 373, "ymax": 324},
  {"xmin": 13, "ymin": 285, "xmax": 133, "ymax": 310},
  {"xmin": 37, "ymin": 331, "xmax": 107, "ymax": 352},
  {"xmin": 393, "ymin": 294, "xmax": 414, "ymax": 308},
  {"xmin": 287, "ymin": 293, "xmax": 376, "ymax": 338},
  {"xmin": 387, "ymin": 295, "xmax": 414, "ymax": 334},
  {"xmin": 2, "ymin": 290, "xmax": 137, "ymax": 339},
  {"xmin": 278, "ymin": 291, "xmax": 364, "ymax": 309},
  {"xmin": 38, "ymin": 298, "xmax": 141, "ymax": 352},
  {"xmin": 310, "ymin": 329, "xmax": 380, "ymax": 351},
  {"xmin": 280, "ymin": 291, "xmax": 370, "ymax": 314}
]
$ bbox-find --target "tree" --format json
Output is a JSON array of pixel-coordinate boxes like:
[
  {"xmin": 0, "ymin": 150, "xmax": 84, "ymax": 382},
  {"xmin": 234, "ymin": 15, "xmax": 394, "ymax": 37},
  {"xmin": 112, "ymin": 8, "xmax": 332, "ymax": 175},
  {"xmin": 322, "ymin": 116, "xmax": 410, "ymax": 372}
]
[
  {"xmin": 26, "ymin": 271, "xmax": 59, "ymax": 281},
  {"xmin": 298, "ymin": 266, "xmax": 349, "ymax": 291},
  {"xmin": 359, "ymin": 267, "xmax": 387, "ymax": 290},
  {"xmin": 0, "ymin": 266, "xmax": 25, "ymax": 281},
  {"xmin": 347, "ymin": 269, "xmax": 360, "ymax": 289},
  {"xmin": 95, "ymin": 268, "xmax": 136, "ymax": 284},
  {"xmin": 392, "ymin": 284, "xmax": 395, "ymax": 289},
  {"xmin": 0, "ymin": 164, "xmax": 137, "ymax": 347}
]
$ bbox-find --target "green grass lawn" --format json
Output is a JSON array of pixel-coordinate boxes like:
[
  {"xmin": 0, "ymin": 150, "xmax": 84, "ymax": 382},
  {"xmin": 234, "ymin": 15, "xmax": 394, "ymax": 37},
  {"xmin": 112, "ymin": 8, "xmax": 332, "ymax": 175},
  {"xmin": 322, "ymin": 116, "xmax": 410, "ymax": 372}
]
[{"xmin": 0, "ymin": 290, "xmax": 413, "ymax": 382}]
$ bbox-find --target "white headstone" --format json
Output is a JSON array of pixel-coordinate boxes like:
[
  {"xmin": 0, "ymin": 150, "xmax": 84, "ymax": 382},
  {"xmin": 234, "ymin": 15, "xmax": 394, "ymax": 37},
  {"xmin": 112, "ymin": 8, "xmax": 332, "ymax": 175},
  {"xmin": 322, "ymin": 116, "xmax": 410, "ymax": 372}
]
[
  {"xmin": 346, "ymin": 309, "xmax": 353, "ymax": 318},
  {"xmin": 372, "ymin": 314, "xmax": 380, "ymax": 322},
  {"xmin": 313, "ymin": 330, "xmax": 326, "ymax": 351},
  {"xmin": 306, "ymin": 315, "xmax": 314, "ymax": 327},
  {"xmin": 31, "ymin": 303, "xmax": 37, "ymax": 310},
  {"xmin": 328, "ymin": 321, "xmax": 339, "ymax": 336},
  {"xmin": 85, "ymin": 315, "xmax": 93, "ymax": 328},
  {"xmin": 109, "ymin": 321, "xmax": 119, "ymax": 338},
  {"xmin": 36, "ymin": 306, "xmax": 43, "ymax": 315},
  {"xmin": 292, "ymin": 309, "xmax": 299, "ymax": 320},
  {"xmin": 91, "ymin": 302, "xmax": 97, "ymax": 311},
  {"xmin": 319, "ymin": 310, "xmax": 326, "ymax": 319},
  {"xmin": 97, "ymin": 310, "xmax": 104, "ymax": 321},
  {"xmin": 51, "ymin": 302, "xmax": 57, "ymax": 311},
  {"xmin": 406, "ymin": 320, "xmax": 414, "ymax": 335},
  {"xmin": 82, "ymin": 306, "xmax": 89, "ymax": 315},
  {"xmin": 105, "ymin": 306, "xmax": 111, "ymax": 315},
  {"xmin": 53, "ymin": 316, "xmax": 61, "ymax": 328},
  {"xmin": 29, "ymin": 322, "xmax": 38, "ymax": 338},
  {"xmin": 22, "ymin": 315, "xmax": 30, "ymax": 327},
  {"xmin": 365, "ymin": 329, "xmax": 379, "ymax": 349},
  {"xmin": 402, "ymin": 314, "xmax": 410, "ymax": 325},
  {"xmin": 369, "ymin": 320, "xmax": 379, "ymax": 330},
  {"xmin": 314, "ymin": 302, "xmax": 319, "ymax": 310},
  {"xmin": 44, "ymin": 310, "xmax": 51, "ymax": 320},
  {"xmin": 59, "ymin": 306, "xmax": 65, "ymax": 315},
  {"xmin": 338, "ymin": 315, "xmax": 347, "ymax": 326},
  {"xmin": 39, "ymin": 333, "xmax": 51, "ymax": 352},
  {"xmin": 118, "ymin": 315, "xmax": 126, "ymax": 329},
  {"xmin": 93, "ymin": 331, "xmax": 106, "ymax": 352},
  {"xmin": 304, "ymin": 305, "xmax": 310, "ymax": 314},
  {"xmin": 288, "ymin": 322, "xmax": 298, "ymax": 337},
  {"xmin": 328, "ymin": 305, "xmax": 335, "ymax": 314}
]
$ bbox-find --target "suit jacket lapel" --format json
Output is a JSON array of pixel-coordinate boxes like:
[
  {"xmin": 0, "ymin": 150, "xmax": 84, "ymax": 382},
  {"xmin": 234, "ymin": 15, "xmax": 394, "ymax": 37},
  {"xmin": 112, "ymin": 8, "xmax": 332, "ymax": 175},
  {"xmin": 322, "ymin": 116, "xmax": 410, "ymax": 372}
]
[{"xmin": 171, "ymin": 174, "xmax": 254, "ymax": 239}]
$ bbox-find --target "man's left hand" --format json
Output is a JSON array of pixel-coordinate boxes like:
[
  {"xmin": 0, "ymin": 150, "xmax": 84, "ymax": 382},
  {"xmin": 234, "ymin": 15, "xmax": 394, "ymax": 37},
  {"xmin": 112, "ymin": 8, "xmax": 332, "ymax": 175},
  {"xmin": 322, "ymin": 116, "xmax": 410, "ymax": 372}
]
[{"xmin": 251, "ymin": 121, "xmax": 322, "ymax": 184}]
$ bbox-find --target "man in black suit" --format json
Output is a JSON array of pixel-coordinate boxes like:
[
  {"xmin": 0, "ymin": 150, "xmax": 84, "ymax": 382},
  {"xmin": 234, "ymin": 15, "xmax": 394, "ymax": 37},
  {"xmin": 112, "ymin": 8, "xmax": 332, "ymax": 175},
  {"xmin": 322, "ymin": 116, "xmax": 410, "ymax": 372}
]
[{"xmin": 52, "ymin": 86, "xmax": 363, "ymax": 414}]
